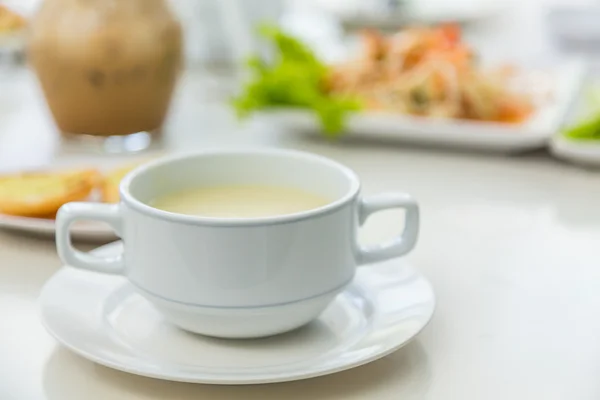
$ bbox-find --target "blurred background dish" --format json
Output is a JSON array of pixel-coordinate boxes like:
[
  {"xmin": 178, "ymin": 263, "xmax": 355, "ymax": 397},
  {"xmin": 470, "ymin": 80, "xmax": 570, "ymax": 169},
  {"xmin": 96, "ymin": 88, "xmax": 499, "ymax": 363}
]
[
  {"xmin": 550, "ymin": 135, "xmax": 600, "ymax": 167},
  {"xmin": 234, "ymin": 24, "xmax": 585, "ymax": 152},
  {"xmin": 0, "ymin": 169, "xmax": 100, "ymax": 217},
  {"xmin": 0, "ymin": 213, "xmax": 115, "ymax": 240},
  {"xmin": 549, "ymin": 80, "xmax": 600, "ymax": 166},
  {"xmin": 327, "ymin": 25, "xmax": 538, "ymax": 123},
  {"xmin": 0, "ymin": 163, "xmax": 138, "ymax": 240},
  {"xmin": 546, "ymin": 6, "xmax": 600, "ymax": 54},
  {"xmin": 0, "ymin": 4, "xmax": 26, "ymax": 38},
  {"xmin": 314, "ymin": 0, "xmax": 504, "ymax": 30},
  {"xmin": 0, "ymin": 3, "xmax": 26, "ymax": 64}
]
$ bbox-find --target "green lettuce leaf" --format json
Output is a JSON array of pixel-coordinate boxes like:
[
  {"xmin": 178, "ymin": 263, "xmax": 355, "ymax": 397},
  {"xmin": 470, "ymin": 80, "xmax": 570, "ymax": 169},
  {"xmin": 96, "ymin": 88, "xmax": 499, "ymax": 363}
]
[
  {"xmin": 563, "ymin": 114, "xmax": 600, "ymax": 141},
  {"xmin": 563, "ymin": 85, "xmax": 600, "ymax": 141},
  {"xmin": 232, "ymin": 25, "xmax": 360, "ymax": 137}
]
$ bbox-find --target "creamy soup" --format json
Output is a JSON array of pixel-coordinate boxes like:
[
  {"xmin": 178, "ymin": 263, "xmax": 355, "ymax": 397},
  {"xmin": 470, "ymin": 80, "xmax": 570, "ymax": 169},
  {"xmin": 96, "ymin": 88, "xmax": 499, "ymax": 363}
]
[{"xmin": 151, "ymin": 185, "xmax": 331, "ymax": 218}]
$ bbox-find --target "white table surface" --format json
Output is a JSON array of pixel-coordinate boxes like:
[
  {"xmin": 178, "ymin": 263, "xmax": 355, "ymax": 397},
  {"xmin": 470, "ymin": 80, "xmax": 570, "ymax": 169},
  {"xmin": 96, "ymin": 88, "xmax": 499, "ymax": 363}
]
[{"xmin": 4, "ymin": 5, "xmax": 600, "ymax": 397}]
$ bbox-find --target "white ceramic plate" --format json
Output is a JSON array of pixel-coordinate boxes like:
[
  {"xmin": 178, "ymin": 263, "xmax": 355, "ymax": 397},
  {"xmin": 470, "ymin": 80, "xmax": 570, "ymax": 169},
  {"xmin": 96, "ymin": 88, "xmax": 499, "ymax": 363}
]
[
  {"xmin": 546, "ymin": 6, "xmax": 600, "ymax": 45},
  {"xmin": 39, "ymin": 242, "xmax": 435, "ymax": 384},
  {"xmin": 0, "ymin": 30, "xmax": 25, "ymax": 54},
  {"xmin": 0, "ymin": 159, "xmax": 153, "ymax": 241},
  {"xmin": 550, "ymin": 135, "xmax": 600, "ymax": 167},
  {"xmin": 0, "ymin": 1, "xmax": 30, "ymax": 51},
  {"xmin": 0, "ymin": 213, "xmax": 116, "ymax": 241},
  {"xmin": 253, "ymin": 60, "xmax": 586, "ymax": 152},
  {"xmin": 317, "ymin": 0, "xmax": 504, "ymax": 29}
]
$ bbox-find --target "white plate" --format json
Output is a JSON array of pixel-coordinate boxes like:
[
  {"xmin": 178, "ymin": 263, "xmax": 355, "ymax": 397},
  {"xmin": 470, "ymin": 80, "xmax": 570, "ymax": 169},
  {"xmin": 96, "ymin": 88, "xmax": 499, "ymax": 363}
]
[
  {"xmin": 39, "ymin": 242, "xmax": 435, "ymax": 384},
  {"xmin": 550, "ymin": 135, "xmax": 600, "ymax": 167},
  {"xmin": 547, "ymin": 6, "xmax": 600, "ymax": 45},
  {"xmin": 0, "ymin": 213, "xmax": 116, "ymax": 241},
  {"xmin": 0, "ymin": 31, "xmax": 25, "ymax": 53},
  {"xmin": 253, "ymin": 60, "xmax": 586, "ymax": 152},
  {"xmin": 317, "ymin": 0, "xmax": 504, "ymax": 29}
]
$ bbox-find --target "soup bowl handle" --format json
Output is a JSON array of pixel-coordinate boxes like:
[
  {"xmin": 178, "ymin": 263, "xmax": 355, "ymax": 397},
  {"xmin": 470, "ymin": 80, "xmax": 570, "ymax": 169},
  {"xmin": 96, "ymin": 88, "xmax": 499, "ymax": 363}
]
[
  {"xmin": 356, "ymin": 193, "xmax": 419, "ymax": 265},
  {"xmin": 56, "ymin": 202, "xmax": 125, "ymax": 275}
]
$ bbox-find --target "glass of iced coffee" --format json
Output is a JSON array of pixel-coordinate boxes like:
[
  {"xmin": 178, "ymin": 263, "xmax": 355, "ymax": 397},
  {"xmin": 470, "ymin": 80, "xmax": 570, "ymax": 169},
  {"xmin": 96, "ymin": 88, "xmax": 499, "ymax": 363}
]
[{"xmin": 28, "ymin": 0, "xmax": 183, "ymax": 153}]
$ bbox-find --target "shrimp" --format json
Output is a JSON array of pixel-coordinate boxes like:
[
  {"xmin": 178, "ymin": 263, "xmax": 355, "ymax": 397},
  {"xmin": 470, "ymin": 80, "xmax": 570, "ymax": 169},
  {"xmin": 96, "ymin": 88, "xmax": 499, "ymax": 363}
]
[{"xmin": 324, "ymin": 24, "xmax": 534, "ymax": 123}]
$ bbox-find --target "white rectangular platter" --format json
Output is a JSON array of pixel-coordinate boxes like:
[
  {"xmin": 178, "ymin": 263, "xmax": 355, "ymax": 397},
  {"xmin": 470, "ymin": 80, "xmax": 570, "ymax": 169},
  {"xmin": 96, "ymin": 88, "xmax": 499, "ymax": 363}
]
[{"xmin": 253, "ymin": 60, "xmax": 586, "ymax": 153}]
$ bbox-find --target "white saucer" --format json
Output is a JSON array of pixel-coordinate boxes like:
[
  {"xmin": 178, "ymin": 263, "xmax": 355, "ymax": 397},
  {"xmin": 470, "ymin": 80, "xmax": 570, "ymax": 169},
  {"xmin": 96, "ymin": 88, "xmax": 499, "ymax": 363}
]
[
  {"xmin": 550, "ymin": 135, "xmax": 600, "ymax": 167},
  {"xmin": 39, "ymin": 242, "xmax": 435, "ymax": 384},
  {"xmin": 0, "ymin": 214, "xmax": 116, "ymax": 241}
]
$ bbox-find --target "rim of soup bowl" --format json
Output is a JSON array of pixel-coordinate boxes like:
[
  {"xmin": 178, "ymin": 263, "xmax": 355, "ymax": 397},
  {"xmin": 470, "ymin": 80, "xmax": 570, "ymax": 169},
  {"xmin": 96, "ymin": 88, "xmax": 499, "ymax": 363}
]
[{"xmin": 119, "ymin": 148, "xmax": 361, "ymax": 227}]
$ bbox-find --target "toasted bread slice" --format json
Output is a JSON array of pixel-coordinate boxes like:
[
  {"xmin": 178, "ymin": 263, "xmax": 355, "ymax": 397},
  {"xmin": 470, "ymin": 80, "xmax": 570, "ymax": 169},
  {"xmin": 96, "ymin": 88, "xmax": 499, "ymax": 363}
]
[
  {"xmin": 0, "ymin": 169, "xmax": 100, "ymax": 217},
  {"xmin": 100, "ymin": 164, "xmax": 138, "ymax": 203},
  {"xmin": 0, "ymin": 5, "xmax": 26, "ymax": 34}
]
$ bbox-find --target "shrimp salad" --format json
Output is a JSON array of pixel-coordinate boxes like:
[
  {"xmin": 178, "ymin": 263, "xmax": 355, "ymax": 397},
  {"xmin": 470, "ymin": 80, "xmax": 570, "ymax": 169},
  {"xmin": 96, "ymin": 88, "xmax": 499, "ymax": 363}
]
[{"xmin": 327, "ymin": 25, "xmax": 535, "ymax": 123}]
